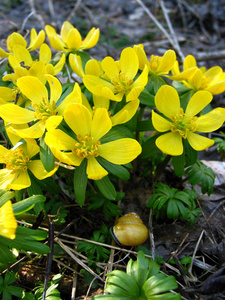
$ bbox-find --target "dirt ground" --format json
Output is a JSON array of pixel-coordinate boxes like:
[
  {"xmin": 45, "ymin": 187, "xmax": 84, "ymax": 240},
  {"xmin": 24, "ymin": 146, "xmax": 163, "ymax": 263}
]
[{"xmin": 1, "ymin": 0, "xmax": 225, "ymax": 299}]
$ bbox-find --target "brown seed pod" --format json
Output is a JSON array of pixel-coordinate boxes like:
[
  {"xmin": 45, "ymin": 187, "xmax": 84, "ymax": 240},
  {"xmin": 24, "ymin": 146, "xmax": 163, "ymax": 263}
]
[{"xmin": 112, "ymin": 212, "xmax": 149, "ymax": 246}]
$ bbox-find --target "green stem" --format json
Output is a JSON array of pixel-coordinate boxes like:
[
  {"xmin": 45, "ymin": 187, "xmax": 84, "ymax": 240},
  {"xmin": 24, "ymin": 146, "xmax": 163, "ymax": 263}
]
[{"xmin": 154, "ymin": 155, "xmax": 171, "ymax": 181}]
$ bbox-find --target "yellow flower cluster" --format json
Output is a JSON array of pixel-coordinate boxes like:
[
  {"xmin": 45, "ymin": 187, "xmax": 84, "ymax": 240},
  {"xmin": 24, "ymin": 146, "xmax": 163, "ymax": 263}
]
[{"xmin": 0, "ymin": 20, "xmax": 224, "ymax": 193}]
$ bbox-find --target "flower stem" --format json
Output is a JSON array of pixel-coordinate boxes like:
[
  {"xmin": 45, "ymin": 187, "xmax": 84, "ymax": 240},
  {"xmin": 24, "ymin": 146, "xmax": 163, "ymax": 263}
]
[{"xmin": 154, "ymin": 155, "xmax": 171, "ymax": 181}]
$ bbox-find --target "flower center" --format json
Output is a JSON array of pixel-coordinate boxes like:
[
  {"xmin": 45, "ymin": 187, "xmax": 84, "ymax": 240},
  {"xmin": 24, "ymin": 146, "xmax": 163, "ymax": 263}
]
[
  {"xmin": 33, "ymin": 98, "xmax": 56, "ymax": 123},
  {"xmin": 149, "ymin": 55, "xmax": 162, "ymax": 73},
  {"xmin": 111, "ymin": 73, "xmax": 133, "ymax": 94},
  {"xmin": 170, "ymin": 108, "xmax": 198, "ymax": 138},
  {"xmin": 72, "ymin": 134, "xmax": 100, "ymax": 159},
  {"xmin": 3, "ymin": 147, "xmax": 29, "ymax": 173},
  {"xmin": 199, "ymin": 73, "xmax": 210, "ymax": 89}
]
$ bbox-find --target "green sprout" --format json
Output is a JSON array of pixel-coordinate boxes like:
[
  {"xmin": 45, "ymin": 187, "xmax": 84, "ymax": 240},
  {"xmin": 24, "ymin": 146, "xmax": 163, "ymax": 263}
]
[
  {"xmin": 77, "ymin": 224, "xmax": 111, "ymax": 261},
  {"xmin": 147, "ymin": 183, "xmax": 201, "ymax": 224},
  {"xmin": 0, "ymin": 271, "xmax": 24, "ymax": 300},
  {"xmin": 185, "ymin": 160, "xmax": 215, "ymax": 195},
  {"xmin": 93, "ymin": 250, "xmax": 181, "ymax": 300}
]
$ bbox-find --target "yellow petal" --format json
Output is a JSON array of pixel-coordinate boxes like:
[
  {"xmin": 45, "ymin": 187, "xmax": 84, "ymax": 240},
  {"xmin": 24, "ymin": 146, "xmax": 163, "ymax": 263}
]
[
  {"xmin": 17, "ymin": 76, "xmax": 48, "ymax": 105},
  {"xmin": 152, "ymin": 110, "xmax": 171, "ymax": 132},
  {"xmin": 126, "ymin": 86, "xmax": 144, "ymax": 102},
  {"xmin": 39, "ymin": 43, "xmax": 51, "ymax": 64},
  {"xmin": 45, "ymin": 129, "xmax": 76, "ymax": 150},
  {"xmin": 7, "ymin": 121, "xmax": 45, "ymax": 139},
  {"xmin": 102, "ymin": 56, "xmax": 119, "ymax": 80},
  {"xmin": 133, "ymin": 44, "xmax": 148, "ymax": 70},
  {"xmin": 91, "ymin": 108, "xmax": 112, "ymax": 141},
  {"xmin": 85, "ymin": 59, "xmax": 103, "ymax": 76},
  {"xmin": 45, "ymin": 74, "xmax": 62, "ymax": 104},
  {"xmin": 189, "ymin": 69, "xmax": 202, "ymax": 90},
  {"xmin": 64, "ymin": 103, "xmax": 92, "ymax": 136},
  {"xmin": 98, "ymin": 138, "xmax": 142, "ymax": 164},
  {"xmin": 8, "ymin": 170, "xmax": 31, "ymax": 190},
  {"xmin": 169, "ymin": 67, "xmax": 197, "ymax": 80},
  {"xmin": 53, "ymin": 53, "xmax": 66, "ymax": 75},
  {"xmin": 0, "ymin": 201, "xmax": 17, "ymax": 239},
  {"xmin": 120, "ymin": 47, "xmax": 139, "ymax": 80},
  {"xmin": 157, "ymin": 50, "xmax": 176, "ymax": 73},
  {"xmin": 10, "ymin": 44, "xmax": 32, "ymax": 66},
  {"xmin": 66, "ymin": 28, "xmax": 82, "ymax": 51},
  {"xmin": 87, "ymin": 156, "xmax": 108, "ymax": 180},
  {"xmin": 0, "ymin": 145, "xmax": 9, "ymax": 161},
  {"xmin": 61, "ymin": 21, "xmax": 74, "ymax": 42},
  {"xmin": 28, "ymin": 29, "xmax": 45, "ymax": 51},
  {"xmin": 131, "ymin": 65, "xmax": 148, "ymax": 90},
  {"xmin": 45, "ymin": 25, "xmax": 65, "ymax": 51},
  {"xmin": 156, "ymin": 132, "xmax": 183, "ymax": 156},
  {"xmin": 25, "ymin": 138, "xmax": 40, "ymax": 158},
  {"xmin": 0, "ymin": 169, "xmax": 16, "ymax": 190},
  {"xmin": 185, "ymin": 91, "xmax": 212, "ymax": 116},
  {"xmin": 28, "ymin": 61, "xmax": 47, "ymax": 84},
  {"xmin": 69, "ymin": 53, "xmax": 85, "ymax": 78},
  {"xmin": 204, "ymin": 66, "xmax": 222, "ymax": 81},
  {"xmin": 93, "ymin": 95, "xmax": 109, "ymax": 109},
  {"xmin": 56, "ymin": 83, "xmax": 82, "ymax": 115},
  {"xmin": 207, "ymin": 82, "xmax": 225, "ymax": 95},
  {"xmin": 155, "ymin": 85, "xmax": 180, "ymax": 118},
  {"xmin": 196, "ymin": 108, "xmax": 225, "ymax": 132},
  {"xmin": 7, "ymin": 32, "xmax": 27, "ymax": 53},
  {"xmin": 187, "ymin": 132, "xmax": 214, "ymax": 151},
  {"xmin": 183, "ymin": 55, "xmax": 196, "ymax": 70},
  {"xmin": 45, "ymin": 115, "xmax": 63, "ymax": 131},
  {"xmin": 5, "ymin": 123, "xmax": 28, "ymax": 146},
  {"xmin": 28, "ymin": 160, "xmax": 58, "ymax": 179},
  {"xmin": 81, "ymin": 28, "xmax": 100, "ymax": 50},
  {"xmin": 0, "ymin": 103, "xmax": 35, "ymax": 124},
  {"xmin": 111, "ymin": 99, "xmax": 139, "ymax": 126},
  {"xmin": 0, "ymin": 87, "xmax": 15, "ymax": 102},
  {"xmin": 83, "ymin": 75, "xmax": 115, "ymax": 98},
  {"xmin": 0, "ymin": 47, "xmax": 9, "ymax": 58}
]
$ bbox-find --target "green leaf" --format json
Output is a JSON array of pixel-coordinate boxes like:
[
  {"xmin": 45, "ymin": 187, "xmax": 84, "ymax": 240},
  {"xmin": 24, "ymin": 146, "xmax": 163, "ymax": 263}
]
[
  {"xmin": 0, "ymin": 244, "xmax": 16, "ymax": 266},
  {"xmin": 172, "ymin": 152, "xmax": 185, "ymax": 177},
  {"xmin": 186, "ymin": 161, "xmax": 215, "ymax": 195},
  {"xmin": 137, "ymin": 119, "xmax": 155, "ymax": 132},
  {"xmin": 139, "ymin": 88, "xmax": 155, "ymax": 108},
  {"xmin": 95, "ymin": 176, "xmax": 117, "ymax": 200},
  {"xmin": 141, "ymin": 134, "xmax": 161, "ymax": 158},
  {"xmin": 142, "ymin": 274, "xmax": 179, "ymax": 296},
  {"xmin": 0, "ymin": 190, "xmax": 15, "ymax": 207},
  {"xmin": 0, "ymin": 227, "xmax": 50, "ymax": 255},
  {"xmin": 40, "ymin": 140, "xmax": 55, "ymax": 172},
  {"xmin": 96, "ymin": 156, "xmax": 130, "ymax": 181},
  {"xmin": 13, "ymin": 195, "xmax": 46, "ymax": 215},
  {"xmin": 74, "ymin": 159, "xmax": 88, "ymax": 206},
  {"xmin": 105, "ymin": 270, "xmax": 140, "ymax": 297}
]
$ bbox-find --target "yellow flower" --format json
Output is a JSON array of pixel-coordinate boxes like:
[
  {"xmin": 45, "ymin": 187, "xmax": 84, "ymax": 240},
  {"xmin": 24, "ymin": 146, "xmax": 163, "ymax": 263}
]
[
  {"xmin": 169, "ymin": 55, "xmax": 225, "ymax": 95},
  {"xmin": 45, "ymin": 21, "xmax": 100, "ymax": 53},
  {"xmin": 0, "ymin": 201, "xmax": 17, "ymax": 239},
  {"xmin": 8, "ymin": 44, "xmax": 65, "ymax": 76},
  {"xmin": 0, "ymin": 139, "xmax": 58, "ymax": 190},
  {"xmin": 152, "ymin": 85, "xmax": 225, "ymax": 156},
  {"xmin": 0, "ymin": 75, "xmax": 83, "ymax": 139},
  {"xmin": 69, "ymin": 54, "xmax": 103, "ymax": 79},
  {"xmin": 134, "ymin": 44, "xmax": 177, "ymax": 76},
  {"xmin": 0, "ymin": 29, "xmax": 45, "ymax": 58},
  {"xmin": 3, "ymin": 61, "xmax": 47, "ymax": 85},
  {"xmin": 45, "ymin": 103, "xmax": 142, "ymax": 180},
  {"xmin": 83, "ymin": 47, "xmax": 148, "ymax": 102}
]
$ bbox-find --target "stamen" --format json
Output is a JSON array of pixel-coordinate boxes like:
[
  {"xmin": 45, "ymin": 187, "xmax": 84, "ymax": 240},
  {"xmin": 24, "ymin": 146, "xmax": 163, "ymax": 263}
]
[
  {"xmin": 72, "ymin": 134, "xmax": 101, "ymax": 159},
  {"xmin": 3, "ymin": 147, "xmax": 29, "ymax": 173}
]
